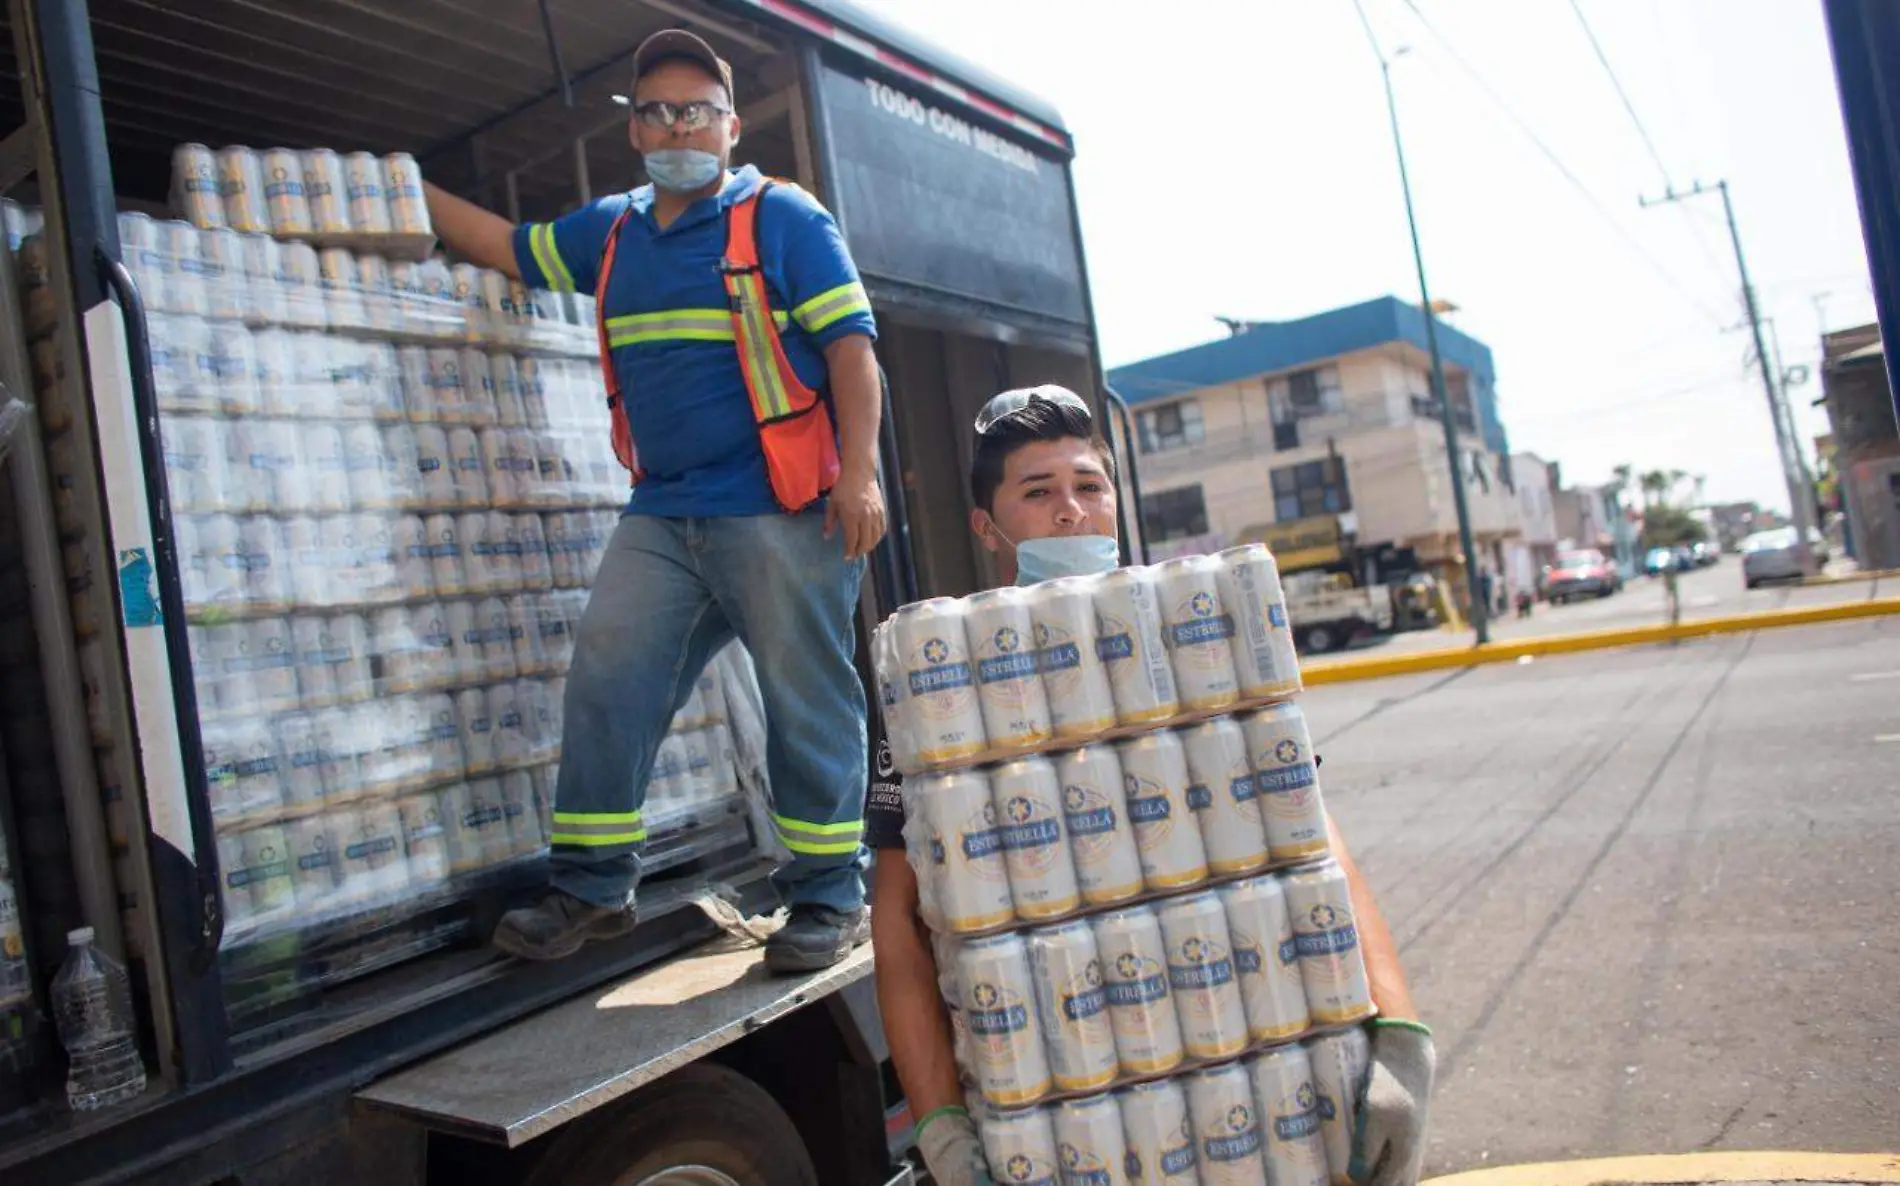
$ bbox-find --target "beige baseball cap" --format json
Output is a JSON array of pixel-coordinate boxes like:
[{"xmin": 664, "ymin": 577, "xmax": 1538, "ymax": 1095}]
[{"xmin": 632, "ymin": 28, "xmax": 735, "ymax": 104}]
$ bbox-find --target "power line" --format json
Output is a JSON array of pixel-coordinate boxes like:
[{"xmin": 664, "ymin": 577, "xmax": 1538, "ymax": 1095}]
[
  {"xmin": 1395, "ymin": 0, "xmax": 1730, "ymax": 329},
  {"xmin": 1565, "ymin": 0, "xmax": 1732, "ymax": 283}
]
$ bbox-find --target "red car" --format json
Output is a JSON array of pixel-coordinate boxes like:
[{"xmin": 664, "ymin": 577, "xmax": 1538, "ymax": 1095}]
[{"xmin": 1542, "ymin": 549, "xmax": 1622, "ymax": 603}]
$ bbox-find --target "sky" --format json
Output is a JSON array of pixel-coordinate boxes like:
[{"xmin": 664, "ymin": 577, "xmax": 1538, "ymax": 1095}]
[{"xmin": 870, "ymin": 0, "xmax": 1879, "ymax": 513}]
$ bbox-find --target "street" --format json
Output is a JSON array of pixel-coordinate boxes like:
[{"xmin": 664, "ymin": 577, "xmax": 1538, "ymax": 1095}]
[
  {"xmin": 1303, "ymin": 616, "xmax": 1900, "ymax": 1175},
  {"xmin": 1341, "ymin": 560, "xmax": 1893, "ymax": 658}
]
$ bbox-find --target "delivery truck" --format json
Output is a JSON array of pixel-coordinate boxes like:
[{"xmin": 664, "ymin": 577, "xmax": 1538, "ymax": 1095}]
[{"xmin": 0, "ymin": 1, "xmax": 1130, "ymax": 1182}]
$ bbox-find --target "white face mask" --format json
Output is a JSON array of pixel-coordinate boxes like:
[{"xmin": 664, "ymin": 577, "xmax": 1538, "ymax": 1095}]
[{"xmin": 992, "ymin": 524, "xmax": 1120, "ymax": 585}]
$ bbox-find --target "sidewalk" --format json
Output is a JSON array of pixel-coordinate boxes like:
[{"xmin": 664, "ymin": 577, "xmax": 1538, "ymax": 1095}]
[{"xmin": 1423, "ymin": 1150, "xmax": 1900, "ymax": 1186}]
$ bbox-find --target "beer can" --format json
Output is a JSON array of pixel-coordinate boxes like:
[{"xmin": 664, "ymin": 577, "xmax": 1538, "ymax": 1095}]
[
  {"xmin": 229, "ymin": 714, "xmax": 287, "ymax": 817},
  {"xmin": 458, "ymin": 346, "xmax": 498, "ymax": 426},
  {"xmin": 871, "ymin": 620, "xmax": 919, "ymax": 775},
  {"xmin": 147, "ymin": 314, "xmax": 193, "ymax": 410},
  {"xmin": 449, "ymin": 262, "xmax": 483, "ymax": 326},
  {"xmin": 284, "ymin": 814, "xmax": 342, "ymax": 917},
  {"xmin": 200, "ymin": 226, "xmax": 251, "ymax": 321},
  {"xmin": 1250, "ymin": 1044, "xmax": 1330, "ymax": 1186},
  {"xmin": 246, "ymin": 614, "xmax": 300, "ymax": 717},
  {"xmin": 1051, "ymin": 1094, "xmax": 1132, "ymax": 1186},
  {"xmin": 344, "ymin": 152, "xmax": 392, "ymax": 234},
  {"xmin": 289, "ymin": 614, "xmax": 339, "ymax": 708},
  {"xmin": 286, "ymin": 517, "xmax": 334, "ymax": 612},
  {"xmin": 237, "ymin": 516, "xmax": 293, "ymax": 613},
  {"xmin": 422, "ymin": 513, "xmax": 466, "ymax": 596},
  {"xmin": 517, "ymin": 512, "xmax": 553, "ymax": 591},
  {"xmin": 363, "ymin": 341, "xmax": 404, "ymax": 420},
  {"xmin": 447, "ymin": 425, "xmax": 490, "ymax": 508},
  {"xmin": 499, "ymin": 767, "xmax": 545, "ymax": 855},
  {"xmin": 234, "ymin": 824, "xmax": 298, "ymax": 922},
  {"xmin": 455, "ymin": 511, "xmax": 496, "ymax": 596},
  {"xmin": 504, "ymin": 599, "xmax": 545, "ymax": 683},
  {"xmin": 301, "ymin": 148, "xmax": 351, "ymax": 234},
  {"xmin": 351, "ymin": 512, "xmax": 400, "ymax": 604},
  {"xmin": 1118, "ymin": 1079, "xmax": 1199, "ymax": 1186},
  {"xmin": 285, "ymin": 330, "xmax": 334, "ymax": 414},
  {"xmin": 676, "ymin": 725, "xmax": 715, "ymax": 804},
  {"xmin": 1088, "ymin": 906, "xmax": 1184, "ymax": 1075},
  {"xmin": 1305, "ymin": 1028, "xmax": 1370, "ymax": 1184},
  {"xmin": 1114, "ymin": 732, "xmax": 1206, "ymax": 891},
  {"xmin": 1027, "ymin": 575, "xmax": 1118, "ymax": 739},
  {"xmin": 488, "ymin": 679, "xmax": 534, "ymax": 768},
  {"xmin": 157, "ymin": 218, "xmax": 203, "ymax": 294},
  {"xmin": 649, "ymin": 731, "xmax": 687, "ymax": 805},
  {"xmin": 1218, "ymin": 874, "xmax": 1310, "ymax": 1043},
  {"xmin": 1281, "ymin": 861, "xmax": 1373, "ymax": 1025},
  {"xmin": 1092, "ymin": 567, "xmax": 1179, "ymax": 725},
  {"xmin": 421, "ymin": 691, "xmax": 465, "ymax": 777},
  {"xmin": 251, "ymin": 327, "xmax": 294, "ymax": 416},
  {"xmin": 1155, "ymin": 554, "xmax": 1240, "ymax": 712},
  {"xmin": 238, "ymin": 231, "xmax": 290, "ymax": 324},
  {"xmin": 965, "ymin": 587, "xmax": 1053, "ymax": 750},
  {"xmin": 529, "ymin": 430, "xmax": 571, "ymax": 506},
  {"xmin": 172, "ymin": 517, "xmax": 212, "ymax": 611},
  {"xmin": 279, "ymin": 241, "xmax": 326, "ymax": 328},
  {"xmin": 1184, "ymin": 1062, "xmax": 1268, "ymax": 1186},
  {"xmin": 209, "ymin": 320, "xmax": 261, "ymax": 414},
  {"xmin": 1237, "ymin": 703, "xmax": 1328, "ymax": 862},
  {"xmin": 262, "ymin": 147, "xmax": 312, "ymax": 236},
  {"xmin": 373, "ymin": 424, "xmax": 419, "ymax": 514},
  {"xmin": 530, "ymin": 592, "xmax": 572, "ymax": 675},
  {"xmin": 455, "ymin": 686, "xmax": 498, "ymax": 775},
  {"xmin": 397, "ymin": 789, "xmax": 452, "ymax": 890},
  {"xmin": 299, "ymin": 423, "xmax": 349, "ymax": 514},
  {"xmin": 1182, "ymin": 716, "xmax": 1269, "ymax": 876},
  {"xmin": 463, "ymin": 777, "xmax": 518, "ymax": 868},
  {"xmin": 216, "ymin": 146, "xmax": 269, "ymax": 234},
  {"xmin": 1054, "ymin": 746, "xmax": 1143, "ymax": 907},
  {"xmin": 536, "ymin": 357, "xmax": 574, "ymax": 427},
  {"xmin": 176, "ymin": 312, "xmax": 222, "ymax": 412},
  {"xmin": 195, "ymin": 514, "xmax": 246, "ymax": 616},
  {"xmin": 172, "ymin": 142, "xmax": 224, "ymax": 228},
  {"xmin": 487, "ymin": 510, "xmax": 525, "ymax": 594},
  {"xmin": 412, "ymin": 424, "xmax": 456, "ymax": 509},
  {"xmin": 417, "ymin": 259, "xmax": 456, "ymax": 337},
  {"xmin": 445, "ymin": 598, "xmax": 483, "ymax": 683},
  {"xmin": 372, "ymin": 605, "xmax": 423, "ymax": 695},
  {"xmin": 319, "ymin": 247, "xmax": 367, "ymax": 330},
  {"xmin": 397, "ymin": 346, "xmax": 434, "ymax": 422},
  {"xmin": 1157, "ymin": 890, "xmax": 1250, "ymax": 1060},
  {"xmin": 1216, "ymin": 544, "xmax": 1301, "ymax": 701},
  {"xmin": 276, "ymin": 710, "xmax": 328, "ymax": 806},
  {"xmin": 338, "ymin": 422, "xmax": 389, "ymax": 510},
  {"xmin": 356, "ymin": 254, "xmax": 399, "ymax": 334},
  {"xmin": 978, "ymin": 1106, "xmax": 1061, "ymax": 1186},
  {"xmin": 214, "ymin": 831, "xmax": 258, "ymax": 933},
  {"xmin": 1025, "ymin": 921, "xmax": 1119, "ymax": 1092},
  {"xmin": 120, "ymin": 212, "xmax": 168, "ymax": 313},
  {"xmin": 478, "ymin": 596, "xmax": 520, "ymax": 682},
  {"xmin": 991, "ymin": 756, "xmax": 1079, "ymax": 921},
  {"xmin": 160, "ymin": 414, "xmax": 232, "ymax": 514},
  {"xmin": 913, "ymin": 769, "xmax": 1013, "ymax": 933},
  {"xmin": 330, "ymin": 610, "xmax": 375, "ymax": 702},
  {"xmin": 424, "ymin": 347, "xmax": 466, "ymax": 423},
  {"xmin": 477, "ymin": 427, "xmax": 518, "ymax": 508},
  {"xmin": 381, "ymin": 152, "xmax": 431, "ymax": 235},
  {"xmin": 891, "ymin": 598, "xmax": 986, "ymax": 766},
  {"xmin": 490, "ymin": 353, "xmax": 526, "ymax": 427},
  {"xmin": 478, "ymin": 267, "xmax": 513, "ymax": 329},
  {"xmin": 339, "ymin": 802, "xmax": 411, "ymax": 905},
  {"xmin": 408, "ymin": 601, "xmax": 456, "ymax": 689},
  {"xmin": 956, "ymin": 932, "xmax": 1052, "ymax": 1107}
]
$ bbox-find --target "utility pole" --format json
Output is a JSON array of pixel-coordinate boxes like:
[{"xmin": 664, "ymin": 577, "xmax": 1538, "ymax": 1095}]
[
  {"xmin": 1353, "ymin": 0, "xmax": 1489, "ymax": 642},
  {"xmin": 1640, "ymin": 180, "xmax": 1818, "ymax": 562},
  {"xmin": 1762, "ymin": 317, "xmax": 1819, "ymax": 524}
]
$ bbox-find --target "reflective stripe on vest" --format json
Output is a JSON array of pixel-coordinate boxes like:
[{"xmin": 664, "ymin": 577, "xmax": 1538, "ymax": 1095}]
[{"xmin": 592, "ymin": 180, "xmax": 844, "ymax": 512}]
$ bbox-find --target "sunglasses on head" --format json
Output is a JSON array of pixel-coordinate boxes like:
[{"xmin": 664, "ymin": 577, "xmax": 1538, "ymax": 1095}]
[{"xmin": 974, "ymin": 386, "xmax": 1093, "ymax": 435}]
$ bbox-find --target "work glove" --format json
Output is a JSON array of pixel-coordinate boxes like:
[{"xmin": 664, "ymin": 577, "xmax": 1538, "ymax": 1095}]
[
  {"xmin": 1350, "ymin": 1018, "xmax": 1436, "ymax": 1186},
  {"xmin": 916, "ymin": 1105, "xmax": 995, "ymax": 1186}
]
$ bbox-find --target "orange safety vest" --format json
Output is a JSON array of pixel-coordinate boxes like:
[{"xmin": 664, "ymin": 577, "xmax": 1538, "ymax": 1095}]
[{"xmin": 593, "ymin": 181, "xmax": 841, "ymax": 513}]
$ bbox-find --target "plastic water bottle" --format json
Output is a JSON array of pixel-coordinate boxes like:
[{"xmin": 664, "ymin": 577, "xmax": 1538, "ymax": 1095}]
[{"xmin": 51, "ymin": 927, "xmax": 146, "ymax": 1110}]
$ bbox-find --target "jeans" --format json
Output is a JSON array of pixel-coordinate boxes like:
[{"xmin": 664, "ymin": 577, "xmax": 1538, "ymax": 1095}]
[{"xmin": 550, "ymin": 509, "xmax": 869, "ymax": 913}]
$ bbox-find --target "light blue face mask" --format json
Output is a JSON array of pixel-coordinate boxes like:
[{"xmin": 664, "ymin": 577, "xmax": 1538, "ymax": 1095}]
[
  {"xmin": 1012, "ymin": 534, "xmax": 1121, "ymax": 585},
  {"xmin": 644, "ymin": 148, "xmax": 724, "ymax": 193}
]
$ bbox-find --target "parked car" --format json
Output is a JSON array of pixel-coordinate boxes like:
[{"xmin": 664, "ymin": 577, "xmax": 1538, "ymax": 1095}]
[
  {"xmin": 1741, "ymin": 526, "xmax": 1811, "ymax": 588},
  {"xmin": 1543, "ymin": 548, "xmax": 1621, "ymax": 603},
  {"xmin": 1691, "ymin": 541, "xmax": 1719, "ymax": 567},
  {"xmin": 1644, "ymin": 546, "xmax": 1678, "ymax": 576}
]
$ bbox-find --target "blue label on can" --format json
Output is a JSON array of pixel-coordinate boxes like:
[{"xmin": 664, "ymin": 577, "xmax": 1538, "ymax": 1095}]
[
  {"xmin": 1269, "ymin": 603, "xmax": 1288, "ymax": 627},
  {"xmin": 1231, "ymin": 774, "xmax": 1259, "ymax": 802},
  {"xmin": 1234, "ymin": 946, "xmax": 1262, "ymax": 974},
  {"xmin": 1105, "ymin": 973, "xmax": 1169, "ymax": 1006},
  {"xmin": 1168, "ymin": 958, "xmax": 1234, "ymax": 990},
  {"xmin": 967, "ymin": 1004, "xmax": 1030, "ymax": 1035},
  {"xmin": 1036, "ymin": 641, "xmax": 1081, "ymax": 672},
  {"xmin": 908, "ymin": 662, "xmax": 973, "ymax": 695},
  {"xmin": 1065, "ymin": 805, "xmax": 1117, "ymax": 835},
  {"xmin": 1295, "ymin": 925, "xmax": 1359, "ymax": 956},
  {"xmin": 1160, "ymin": 1144, "xmax": 1197, "ymax": 1175},
  {"xmin": 1062, "ymin": 986, "xmax": 1109, "ymax": 1021},
  {"xmin": 978, "ymin": 652, "xmax": 1039, "ymax": 683},
  {"xmin": 1168, "ymin": 614, "xmax": 1235, "ymax": 647},
  {"xmin": 999, "ymin": 819, "xmax": 1061, "ymax": 850},
  {"xmin": 1203, "ymin": 1129, "xmax": 1262, "ymax": 1161},
  {"xmin": 1127, "ymin": 795, "xmax": 1172, "ymax": 824},
  {"xmin": 960, "ymin": 829, "xmax": 1004, "ymax": 860},
  {"xmin": 1279, "ymin": 937, "xmax": 1301, "ymax": 966},
  {"xmin": 1255, "ymin": 763, "xmax": 1317, "ymax": 792},
  {"xmin": 1274, "ymin": 1109, "xmax": 1321, "ymax": 1140},
  {"xmin": 1186, "ymin": 784, "xmax": 1213, "ymax": 811},
  {"xmin": 1095, "ymin": 632, "xmax": 1134, "ymax": 661}
]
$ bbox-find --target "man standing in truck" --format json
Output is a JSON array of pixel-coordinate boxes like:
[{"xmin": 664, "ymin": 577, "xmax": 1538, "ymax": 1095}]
[
  {"xmin": 421, "ymin": 29, "xmax": 884, "ymax": 972},
  {"xmin": 867, "ymin": 389, "xmax": 1436, "ymax": 1185}
]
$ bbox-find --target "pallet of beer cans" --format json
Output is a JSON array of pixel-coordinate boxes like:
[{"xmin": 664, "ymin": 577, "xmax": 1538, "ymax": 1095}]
[
  {"xmin": 873, "ymin": 550, "xmax": 1379, "ymax": 1184},
  {"xmin": 173, "ymin": 143, "xmax": 439, "ymax": 261}
]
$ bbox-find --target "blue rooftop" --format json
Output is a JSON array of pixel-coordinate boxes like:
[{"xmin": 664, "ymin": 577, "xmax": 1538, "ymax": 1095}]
[{"xmin": 1106, "ymin": 295, "xmax": 1505, "ymax": 454}]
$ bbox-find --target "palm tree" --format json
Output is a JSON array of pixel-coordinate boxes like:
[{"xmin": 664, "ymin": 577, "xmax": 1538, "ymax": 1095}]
[{"xmin": 1639, "ymin": 469, "xmax": 1670, "ymax": 509}]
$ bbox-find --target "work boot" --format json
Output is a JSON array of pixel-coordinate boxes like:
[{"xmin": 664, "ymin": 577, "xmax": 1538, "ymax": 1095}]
[
  {"xmin": 764, "ymin": 904, "xmax": 870, "ymax": 974},
  {"xmin": 492, "ymin": 890, "xmax": 636, "ymax": 961}
]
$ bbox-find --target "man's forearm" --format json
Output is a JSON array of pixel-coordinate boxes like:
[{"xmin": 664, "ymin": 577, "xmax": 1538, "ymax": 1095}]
[
  {"xmin": 871, "ymin": 859, "xmax": 965, "ymax": 1119},
  {"xmin": 1327, "ymin": 812, "xmax": 1420, "ymax": 1022},
  {"xmin": 422, "ymin": 181, "xmax": 520, "ymax": 279},
  {"xmin": 823, "ymin": 335, "xmax": 881, "ymax": 474}
]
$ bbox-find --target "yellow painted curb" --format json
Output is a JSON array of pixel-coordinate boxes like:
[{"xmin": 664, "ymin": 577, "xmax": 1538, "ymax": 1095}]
[
  {"xmin": 1423, "ymin": 1149, "xmax": 1900, "ymax": 1185},
  {"xmin": 1302, "ymin": 596, "xmax": 1900, "ymax": 686}
]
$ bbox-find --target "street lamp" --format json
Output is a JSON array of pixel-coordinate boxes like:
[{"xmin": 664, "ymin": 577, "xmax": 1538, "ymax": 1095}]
[{"xmin": 1352, "ymin": 6, "xmax": 1490, "ymax": 643}]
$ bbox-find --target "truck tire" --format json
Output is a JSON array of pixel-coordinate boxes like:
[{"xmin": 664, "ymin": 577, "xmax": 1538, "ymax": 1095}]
[
  {"xmin": 524, "ymin": 1063, "xmax": 819, "ymax": 1186},
  {"xmin": 1301, "ymin": 623, "xmax": 1340, "ymax": 654}
]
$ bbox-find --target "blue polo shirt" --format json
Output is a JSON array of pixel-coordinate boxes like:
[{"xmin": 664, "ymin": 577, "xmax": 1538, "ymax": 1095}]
[{"xmin": 512, "ymin": 165, "xmax": 876, "ymax": 517}]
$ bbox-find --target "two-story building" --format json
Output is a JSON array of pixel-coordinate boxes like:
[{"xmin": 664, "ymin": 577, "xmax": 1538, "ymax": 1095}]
[{"xmin": 1107, "ymin": 296, "xmax": 1521, "ymax": 595}]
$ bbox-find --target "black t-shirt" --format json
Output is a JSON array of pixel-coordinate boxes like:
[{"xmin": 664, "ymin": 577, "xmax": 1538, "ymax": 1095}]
[{"xmin": 865, "ymin": 702, "xmax": 906, "ymax": 851}]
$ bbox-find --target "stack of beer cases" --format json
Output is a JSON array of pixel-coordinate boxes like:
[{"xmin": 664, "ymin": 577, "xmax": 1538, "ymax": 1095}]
[
  {"xmin": 874, "ymin": 549, "xmax": 1375, "ymax": 1186},
  {"xmin": 6, "ymin": 143, "xmax": 756, "ymax": 965}
]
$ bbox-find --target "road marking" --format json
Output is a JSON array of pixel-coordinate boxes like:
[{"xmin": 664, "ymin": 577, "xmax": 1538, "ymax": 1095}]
[
  {"xmin": 1849, "ymin": 670, "xmax": 1900, "ymax": 682},
  {"xmin": 1877, "ymin": 734, "xmax": 1900, "ymax": 744},
  {"xmin": 1424, "ymin": 1149, "xmax": 1900, "ymax": 1185}
]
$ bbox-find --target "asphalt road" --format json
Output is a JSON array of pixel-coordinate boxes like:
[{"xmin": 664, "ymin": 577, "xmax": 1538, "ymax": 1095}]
[
  {"xmin": 1302, "ymin": 616, "xmax": 1900, "ymax": 1174},
  {"xmin": 1345, "ymin": 560, "xmax": 1893, "ymax": 658}
]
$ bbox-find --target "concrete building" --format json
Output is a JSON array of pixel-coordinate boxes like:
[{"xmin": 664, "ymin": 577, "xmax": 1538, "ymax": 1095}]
[
  {"xmin": 1505, "ymin": 452, "xmax": 1559, "ymax": 596},
  {"xmin": 1818, "ymin": 324, "xmax": 1900, "ymax": 567},
  {"xmin": 1107, "ymin": 297, "xmax": 1519, "ymax": 594}
]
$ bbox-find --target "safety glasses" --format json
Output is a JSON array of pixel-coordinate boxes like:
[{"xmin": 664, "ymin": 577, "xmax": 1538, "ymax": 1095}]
[
  {"xmin": 973, "ymin": 386, "xmax": 1093, "ymax": 435},
  {"xmin": 632, "ymin": 99, "xmax": 732, "ymax": 131}
]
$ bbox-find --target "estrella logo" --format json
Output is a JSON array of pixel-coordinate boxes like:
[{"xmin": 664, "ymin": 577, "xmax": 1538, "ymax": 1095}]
[
  {"xmin": 1191, "ymin": 591, "xmax": 1215, "ymax": 617},
  {"xmin": 1202, "ymin": 1103, "xmax": 1261, "ymax": 1161},
  {"xmin": 1233, "ymin": 939, "xmax": 1263, "ymax": 974},
  {"xmin": 1186, "ymin": 782, "xmax": 1213, "ymax": 811},
  {"xmin": 973, "ymin": 982, "xmax": 998, "ymax": 1008},
  {"xmin": 1227, "ymin": 1104, "xmax": 1252, "ymax": 1133},
  {"xmin": 922, "ymin": 637, "xmax": 949, "ymax": 664},
  {"xmin": 1000, "ymin": 1152, "xmax": 1055, "ymax": 1185},
  {"xmin": 1058, "ymin": 1144, "xmax": 1112, "ymax": 1186},
  {"xmin": 1033, "ymin": 621, "xmax": 1052, "ymax": 648},
  {"xmin": 1183, "ymin": 937, "xmax": 1207, "ymax": 963},
  {"xmin": 1125, "ymin": 775, "xmax": 1173, "ymax": 828},
  {"xmin": 995, "ymin": 625, "xmax": 1020, "ymax": 653},
  {"xmin": 1310, "ymin": 903, "xmax": 1338, "ymax": 929},
  {"xmin": 1275, "ymin": 738, "xmax": 1301, "ymax": 764},
  {"xmin": 1273, "ymin": 1085, "xmax": 1323, "ymax": 1140}
]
